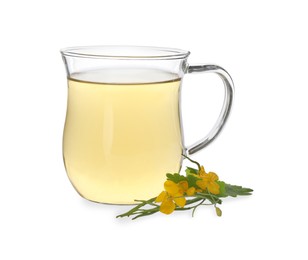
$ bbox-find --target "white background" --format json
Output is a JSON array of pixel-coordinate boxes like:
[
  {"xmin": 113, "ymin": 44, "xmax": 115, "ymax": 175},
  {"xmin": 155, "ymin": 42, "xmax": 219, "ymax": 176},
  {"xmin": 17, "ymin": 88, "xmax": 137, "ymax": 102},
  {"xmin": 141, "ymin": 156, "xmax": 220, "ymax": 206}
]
[{"xmin": 1, "ymin": 0, "xmax": 307, "ymax": 259}]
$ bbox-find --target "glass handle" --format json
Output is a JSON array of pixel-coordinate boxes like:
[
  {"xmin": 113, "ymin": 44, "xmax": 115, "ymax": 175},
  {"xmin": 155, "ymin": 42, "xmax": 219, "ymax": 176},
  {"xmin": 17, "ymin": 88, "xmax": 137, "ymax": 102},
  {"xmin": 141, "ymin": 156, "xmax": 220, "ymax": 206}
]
[{"xmin": 185, "ymin": 64, "xmax": 234, "ymax": 155}]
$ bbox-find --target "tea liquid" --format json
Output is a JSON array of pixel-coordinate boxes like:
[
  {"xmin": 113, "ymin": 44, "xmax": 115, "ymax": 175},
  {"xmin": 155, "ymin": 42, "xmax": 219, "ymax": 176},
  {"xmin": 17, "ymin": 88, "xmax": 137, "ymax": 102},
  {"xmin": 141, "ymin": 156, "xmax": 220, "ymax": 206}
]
[{"xmin": 63, "ymin": 70, "xmax": 183, "ymax": 204}]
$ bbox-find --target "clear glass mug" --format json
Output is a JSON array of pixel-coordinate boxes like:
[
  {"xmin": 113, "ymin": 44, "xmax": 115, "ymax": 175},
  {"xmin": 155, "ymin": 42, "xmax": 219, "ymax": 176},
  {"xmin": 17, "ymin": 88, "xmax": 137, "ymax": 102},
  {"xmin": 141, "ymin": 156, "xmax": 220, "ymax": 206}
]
[{"xmin": 61, "ymin": 46, "xmax": 234, "ymax": 204}]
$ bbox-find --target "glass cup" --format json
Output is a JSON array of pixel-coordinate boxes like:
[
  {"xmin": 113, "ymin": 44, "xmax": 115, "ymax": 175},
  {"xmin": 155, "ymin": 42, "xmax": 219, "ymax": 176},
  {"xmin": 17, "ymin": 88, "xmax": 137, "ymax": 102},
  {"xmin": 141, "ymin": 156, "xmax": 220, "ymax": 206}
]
[{"xmin": 61, "ymin": 46, "xmax": 234, "ymax": 204}]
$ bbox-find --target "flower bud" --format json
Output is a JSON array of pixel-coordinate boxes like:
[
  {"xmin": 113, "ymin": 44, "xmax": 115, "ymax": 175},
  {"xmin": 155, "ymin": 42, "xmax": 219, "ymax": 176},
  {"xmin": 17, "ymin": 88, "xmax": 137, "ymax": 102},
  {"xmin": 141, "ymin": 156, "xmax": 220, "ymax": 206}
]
[{"xmin": 215, "ymin": 207, "xmax": 222, "ymax": 217}]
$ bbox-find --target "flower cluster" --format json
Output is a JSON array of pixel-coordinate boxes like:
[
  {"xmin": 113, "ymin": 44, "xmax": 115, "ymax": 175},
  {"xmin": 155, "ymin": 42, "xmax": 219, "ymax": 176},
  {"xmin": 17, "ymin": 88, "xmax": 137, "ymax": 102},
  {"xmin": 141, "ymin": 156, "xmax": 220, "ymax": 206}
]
[
  {"xmin": 117, "ymin": 155, "xmax": 253, "ymax": 220},
  {"xmin": 155, "ymin": 166, "xmax": 220, "ymax": 214}
]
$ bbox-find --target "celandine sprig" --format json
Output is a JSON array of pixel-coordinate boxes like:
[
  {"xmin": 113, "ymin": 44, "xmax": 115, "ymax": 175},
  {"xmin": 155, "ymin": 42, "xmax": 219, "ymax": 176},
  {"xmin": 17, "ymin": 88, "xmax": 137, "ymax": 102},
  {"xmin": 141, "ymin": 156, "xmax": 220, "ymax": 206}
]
[{"xmin": 116, "ymin": 154, "xmax": 253, "ymax": 220}]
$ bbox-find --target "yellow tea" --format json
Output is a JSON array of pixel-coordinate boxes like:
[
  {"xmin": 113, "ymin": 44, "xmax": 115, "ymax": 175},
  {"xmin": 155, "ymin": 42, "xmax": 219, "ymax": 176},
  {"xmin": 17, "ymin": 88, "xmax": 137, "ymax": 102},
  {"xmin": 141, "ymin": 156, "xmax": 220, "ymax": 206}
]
[{"xmin": 63, "ymin": 70, "xmax": 184, "ymax": 204}]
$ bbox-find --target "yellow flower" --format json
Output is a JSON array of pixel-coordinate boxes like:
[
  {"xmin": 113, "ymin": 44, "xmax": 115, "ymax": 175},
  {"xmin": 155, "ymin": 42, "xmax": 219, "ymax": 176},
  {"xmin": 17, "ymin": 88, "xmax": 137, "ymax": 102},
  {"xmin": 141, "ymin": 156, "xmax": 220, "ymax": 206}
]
[
  {"xmin": 199, "ymin": 166, "xmax": 207, "ymax": 177},
  {"xmin": 177, "ymin": 180, "xmax": 188, "ymax": 193},
  {"xmin": 186, "ymin": 187, "xmax": 196, "ymax": 196},
  {"xmin": 178, "ymin": 180, "xmax": 196, "ymax": 196},
  {"xmin": 155, "ymin": 180, "xmax": 186, "ymax": 214},
  {"xmin": 196, "ymin": 166, "xmax": 220, "ymax": 194}
]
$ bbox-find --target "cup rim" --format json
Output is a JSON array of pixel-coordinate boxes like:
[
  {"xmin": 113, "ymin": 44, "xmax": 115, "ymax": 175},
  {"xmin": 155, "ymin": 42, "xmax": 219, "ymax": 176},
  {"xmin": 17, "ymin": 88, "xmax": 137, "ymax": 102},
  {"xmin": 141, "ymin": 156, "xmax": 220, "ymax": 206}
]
[{"xmin": 60, "ymin": 45, "xmax": 190, "ymax": 60}]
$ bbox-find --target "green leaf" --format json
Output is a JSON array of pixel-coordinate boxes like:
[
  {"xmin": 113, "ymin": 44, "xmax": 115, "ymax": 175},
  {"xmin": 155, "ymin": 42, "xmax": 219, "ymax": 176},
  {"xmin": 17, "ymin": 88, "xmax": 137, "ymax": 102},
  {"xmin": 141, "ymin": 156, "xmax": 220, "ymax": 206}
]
[
  {"xmin": 223, "ymin": 183, "xmax": 253, "ymax": 197},
  {"xmin": 217, "ymin": 181, "xmax": 227, "ymax": 197},
  {"xmin": 185, "ymin": 167, "xmax": 200, "ymax": 188},
  {"xmin": 186, "ymin": 174, "xmax": 202, "ymax": 188},
  {"xmin": 166, "ymin": 173, "xmax": 187, "ymax": 183},
  {"xmin": 185, "ymin": 167, "xmax": 199, "ymax": 175}
]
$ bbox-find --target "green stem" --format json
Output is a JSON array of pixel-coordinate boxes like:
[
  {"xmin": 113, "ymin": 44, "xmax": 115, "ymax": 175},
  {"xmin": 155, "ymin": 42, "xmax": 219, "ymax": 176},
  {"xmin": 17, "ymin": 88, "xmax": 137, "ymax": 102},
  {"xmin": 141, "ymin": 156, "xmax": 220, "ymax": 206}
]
[
  {"xmin": 132, "ymin": 210, "xmax": 158, "ymax": 220},
  {"xmin": 182, "ymin": 154, "xmax": 201, "ymax": 170},
  {"xmin": 206, "ymin": 190, "xmax": 221, "ymax": 205},
  {"xmin": 117, "ymin": 194, "xmax": 222, "ymax": 219},
  {"xmin": 192, "ymin": 199, "xmax": 205, "ymax": 217},
  {"xmin": 116, "ymin": 197, "xmax": 156, "ymax": 218},
  {"xmin": 132, "ymin": 207, "xmax": 160, "ymax": 220},
  {"xmin": 175, "ymin": 198, "xmax": 205, "ymax": 211},
  {"xmin": 185, "ymin": 197, "xmax": 203, "ymax": 205},
  {"xmin": 134, "ymin": 199, "xmax": 159, "ymax": 207}
]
